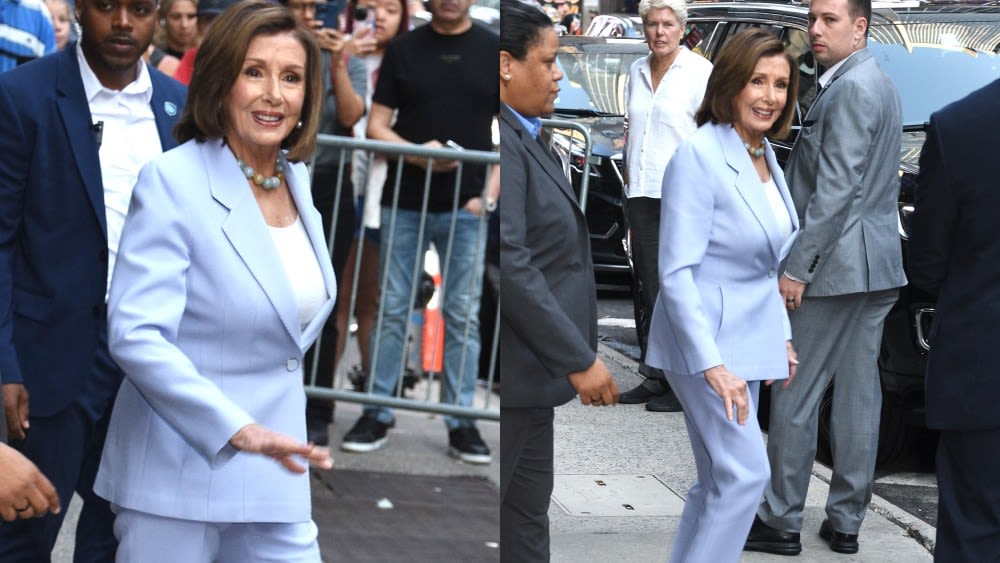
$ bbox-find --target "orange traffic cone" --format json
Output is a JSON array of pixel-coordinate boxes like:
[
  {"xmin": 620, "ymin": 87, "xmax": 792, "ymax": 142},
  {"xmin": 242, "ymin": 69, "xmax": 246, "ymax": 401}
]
[{"xmin": 422, "ymin": 251, "xmax": 444, "ymax": 374}]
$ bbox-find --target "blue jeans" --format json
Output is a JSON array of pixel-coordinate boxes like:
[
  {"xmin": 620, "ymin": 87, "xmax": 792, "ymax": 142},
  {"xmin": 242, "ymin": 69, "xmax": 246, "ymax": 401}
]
[{"xmin": 366, "ymin": 207, "xmax": 486, "ymax": 430}]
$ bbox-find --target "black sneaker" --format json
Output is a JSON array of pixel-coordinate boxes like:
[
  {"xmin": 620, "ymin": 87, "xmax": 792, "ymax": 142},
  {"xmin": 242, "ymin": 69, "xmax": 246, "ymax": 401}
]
[
  {"xmin": 341, "ymin": 414, "xmax": 393, "ymax": 453},
  {"xmin": 448, "ymin": 427, "xmax": 492, "ymax": 465}
]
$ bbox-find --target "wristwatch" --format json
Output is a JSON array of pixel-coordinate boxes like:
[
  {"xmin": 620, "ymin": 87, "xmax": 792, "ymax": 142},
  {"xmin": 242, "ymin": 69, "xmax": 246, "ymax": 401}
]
[{"xmin": 484, "ymin": 196, "xmax": 498, "ymax": 214}]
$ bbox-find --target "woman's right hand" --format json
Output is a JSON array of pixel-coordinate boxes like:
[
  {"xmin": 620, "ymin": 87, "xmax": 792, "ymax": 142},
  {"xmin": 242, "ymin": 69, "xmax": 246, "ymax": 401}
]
[
  {"xmin": 703, "ymin": 365, "xmax": 749, "ymax": 425},
  {"xmin": 229, "ymin": 423, "xmax": 333, "ymax": 473}
]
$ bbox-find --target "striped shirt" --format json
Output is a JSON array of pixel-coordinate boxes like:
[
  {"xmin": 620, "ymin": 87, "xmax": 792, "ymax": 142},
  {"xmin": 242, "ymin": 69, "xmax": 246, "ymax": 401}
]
[{"xmin": 0, "ymin": 0, "xmax": 55, "ymax": 72}]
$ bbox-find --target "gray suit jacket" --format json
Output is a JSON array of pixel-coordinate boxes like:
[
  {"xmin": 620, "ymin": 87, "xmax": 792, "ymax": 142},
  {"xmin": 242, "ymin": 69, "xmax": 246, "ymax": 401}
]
[
  {"xmin": 498, "ymin": 105, "xmax": 596, "ymax": 408},
  {"xmin": 783, "ymin": 49, "xmax": 906, "ymax": 296}
]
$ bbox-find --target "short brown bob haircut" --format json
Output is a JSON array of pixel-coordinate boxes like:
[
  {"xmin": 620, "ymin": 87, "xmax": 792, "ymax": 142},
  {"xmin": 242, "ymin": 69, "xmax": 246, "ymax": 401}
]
[
  {"xmin": 695, "ymin": 28, "xmax": 798, "ymax": 140},
  {"xmin": 174, "ymin": 0, "xmax": 323, "ymax": 162}
]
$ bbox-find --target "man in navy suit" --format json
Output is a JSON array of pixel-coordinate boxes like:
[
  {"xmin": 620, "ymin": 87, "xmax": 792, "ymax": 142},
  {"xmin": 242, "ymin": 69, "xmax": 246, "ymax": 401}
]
[
  {"xmin": 0, "ymin": 0, "xmax": 186, "ymax": 557},
  {"xmin": 908, "ymin": 78, "xmax": 1000, "ymax": 562}
]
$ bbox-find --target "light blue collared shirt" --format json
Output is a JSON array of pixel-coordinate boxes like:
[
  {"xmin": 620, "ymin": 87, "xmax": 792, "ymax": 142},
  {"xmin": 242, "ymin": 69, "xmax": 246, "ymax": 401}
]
[{"xmin": 504, "ymin": 103, "xmax": 542, "ymax": 139}]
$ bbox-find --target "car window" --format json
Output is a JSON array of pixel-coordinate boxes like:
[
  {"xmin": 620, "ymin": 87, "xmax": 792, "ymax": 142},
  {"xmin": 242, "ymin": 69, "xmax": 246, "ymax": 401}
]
[
  {"xmin": 868, "ymin": 21, "xmax": 1000, "ymax": 127},
  {"xmin": 554, "ymin": 41, "xmax": 647, "ymax": 114},
  {"xmin": 783, "ymin": 28, "xmax": 818, "ymax": 124},
  {"xmin": 682, "ymin": 21, "xmax": 716, "ymax": 56}
]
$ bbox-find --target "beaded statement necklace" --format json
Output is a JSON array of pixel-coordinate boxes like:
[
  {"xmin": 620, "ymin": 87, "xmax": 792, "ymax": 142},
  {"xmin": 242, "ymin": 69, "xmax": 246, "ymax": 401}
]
[
  {"xmin": 744, "ymin": 140, "xmax": 765, "ymax": 158},
  {"xmin": 235, "ymin": 155, "xmax": 285, "ymax": 190}
]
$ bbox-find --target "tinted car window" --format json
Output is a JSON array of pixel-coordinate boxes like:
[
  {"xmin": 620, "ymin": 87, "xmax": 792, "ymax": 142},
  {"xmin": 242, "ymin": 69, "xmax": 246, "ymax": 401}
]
[
  {"xmin": 869, "ymin": 32, "xmax": 1000, "ymax": 126},
  {"xmin": 554, "ymin": 41, "xmax": 647, "ymax": 115}
]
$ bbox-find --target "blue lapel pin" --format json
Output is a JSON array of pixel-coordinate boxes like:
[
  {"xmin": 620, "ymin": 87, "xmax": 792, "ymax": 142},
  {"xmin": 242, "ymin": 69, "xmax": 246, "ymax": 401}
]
[{"xmin": 164, "ymin": 101, "xmax": 177, "ymax": 117}]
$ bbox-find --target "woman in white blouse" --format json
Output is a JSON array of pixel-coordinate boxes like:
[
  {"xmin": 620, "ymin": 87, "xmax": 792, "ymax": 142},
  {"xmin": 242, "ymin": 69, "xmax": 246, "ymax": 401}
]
[
  {"xmin": 619, "ymin": 0, "xmax": 713, "ymax": 410},
  {"xmin": 95, "ymin": 4, "xmax": 336, "ymax": 560}
]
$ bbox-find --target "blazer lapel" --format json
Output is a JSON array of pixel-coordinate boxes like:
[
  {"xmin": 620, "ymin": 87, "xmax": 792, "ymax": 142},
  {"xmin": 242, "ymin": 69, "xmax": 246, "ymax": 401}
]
[
  {"xmin": 148, "ymin": 66, "xmax": 182, "ymax": 151},
  {"xmin": 55, "ymin": 49, "xmax": 106, "ymax": 240},
  {"xmin": 500, "ymin": 107, "xmax": 584, "ymax": 216},
  {"xmin": 285, "ymin": 162, "xmax": 336, "ymax": 349},
  {"xmin": 718, "ymin": 124, "xmax": 785, "ymax": 260},
  {"xmin": 206, "ymin": 140, "xmax": 302, "ymax": 344},
  {"xmin": 806, "ymin": 49, "xmax": 872, "ymax": 120},
  {"xmin": 766, "ymin": 143, "xmax": 800, "ymax": 259}
]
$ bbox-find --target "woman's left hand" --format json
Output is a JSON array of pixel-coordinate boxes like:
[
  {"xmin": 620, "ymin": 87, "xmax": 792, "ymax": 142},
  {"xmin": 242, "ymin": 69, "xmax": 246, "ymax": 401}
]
[
  {"xmin": 703, "ymin": 365, "xmax": 750, "ymax": 425},
  {"xmin": 784, "ymin": 340, "xmax": 798, "ymax": 388},
  {"xmin": 229, "ymin": 423, "xmax": 334, "ymax": 473}
]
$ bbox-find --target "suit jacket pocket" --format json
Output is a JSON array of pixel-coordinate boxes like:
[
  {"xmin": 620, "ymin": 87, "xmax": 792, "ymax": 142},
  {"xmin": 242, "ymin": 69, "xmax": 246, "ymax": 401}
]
[{"xmin": 13, "ymin": 287, "xmax": 53, "ymax": 321}]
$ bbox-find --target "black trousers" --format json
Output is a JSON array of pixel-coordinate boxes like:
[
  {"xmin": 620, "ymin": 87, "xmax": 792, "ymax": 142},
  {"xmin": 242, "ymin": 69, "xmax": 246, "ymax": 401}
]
[
  {"xmin": 500, "ymin": 407, "xmax": 554, "ymax": 563},
  {"xmin": 935, "ymin": 428, "xmax": 1000, "ymax": 563},
  {"xmin": 304, "ymin": 164, "xmax": 356, "ymax": 424},
  {"xmin": 622, "ymin": 196, "xmax": 667, "ymax": 383}
]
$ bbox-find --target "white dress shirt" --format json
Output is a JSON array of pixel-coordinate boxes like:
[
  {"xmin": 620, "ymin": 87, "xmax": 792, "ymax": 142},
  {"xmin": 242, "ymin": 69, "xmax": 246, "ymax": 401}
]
[
  {"xmin": 623, "ymin": 47, "xmax": 713, "ymax": 199},
  {"xmin": 818, "ymin": 49, "xmax": 862, "ymax": 89},
  {"xmin": 76, "ymin": 43, "xmax": 163, "ymax": 300}
]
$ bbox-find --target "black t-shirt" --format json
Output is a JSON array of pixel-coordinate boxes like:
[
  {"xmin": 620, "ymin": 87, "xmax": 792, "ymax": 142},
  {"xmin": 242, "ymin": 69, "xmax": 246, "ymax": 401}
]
[{"xmin": 373, "ymin": 24, "xmax": 499, "ymax": 212}]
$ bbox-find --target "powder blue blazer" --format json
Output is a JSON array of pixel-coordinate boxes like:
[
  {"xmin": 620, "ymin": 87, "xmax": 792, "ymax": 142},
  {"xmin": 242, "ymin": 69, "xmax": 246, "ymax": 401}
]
[
  {"xmin": 646, "ymin": 122, "xmax": 798, "ymax": 380},
  {"xmin": 94, "ymin": 138, "xmax": 337, "ymax": 523}
]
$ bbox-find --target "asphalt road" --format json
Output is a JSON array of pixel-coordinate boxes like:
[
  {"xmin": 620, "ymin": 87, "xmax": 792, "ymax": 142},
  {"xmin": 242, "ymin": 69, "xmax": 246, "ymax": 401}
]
[{"xmin": 594, "ymin": 283, "xmax": 939, "ymax": 528}]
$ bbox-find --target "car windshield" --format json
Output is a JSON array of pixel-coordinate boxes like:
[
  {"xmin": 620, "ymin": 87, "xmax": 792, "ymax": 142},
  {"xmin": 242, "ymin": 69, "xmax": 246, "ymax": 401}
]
[
  {"xmin": 553, "ymin": 41, "xmax": 646, "ymax": 114},
  {"xmin": 870, "ymin": 17, "xmax": 1000, "ymax": 127}
]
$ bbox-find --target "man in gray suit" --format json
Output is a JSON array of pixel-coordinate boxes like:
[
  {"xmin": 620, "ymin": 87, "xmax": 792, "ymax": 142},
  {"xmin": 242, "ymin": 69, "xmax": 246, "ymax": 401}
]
[{"xmin": 745, "ymin": 0, "xmax": 905, "ymax": 556}]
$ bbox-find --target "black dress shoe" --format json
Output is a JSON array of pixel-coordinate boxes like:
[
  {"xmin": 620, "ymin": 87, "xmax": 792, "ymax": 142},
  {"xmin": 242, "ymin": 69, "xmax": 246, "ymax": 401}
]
[
  {"xmin": 819, "ymin": 519, "xmax": 859, "ymax": 554},
  {"xmin": 619, "ymin": 381, "xmax": 667, "ymax": 404},
  {"xmin": 645, "ymin": 390, "xmax": 683, "ymax": 412},
  {"xmin": 744, "ymin": 515, "xmax": 802, "ymax": 556}
]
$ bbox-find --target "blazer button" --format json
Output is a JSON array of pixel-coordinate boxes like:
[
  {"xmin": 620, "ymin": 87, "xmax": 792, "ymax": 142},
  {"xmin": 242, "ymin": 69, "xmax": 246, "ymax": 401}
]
[
  {"xmin": 286, "ymin": 358, "xmax": 299, "ymax": 371},
  {"xmin": 768, "ymin": 268, "xmax": 776, "ymax": 278}
]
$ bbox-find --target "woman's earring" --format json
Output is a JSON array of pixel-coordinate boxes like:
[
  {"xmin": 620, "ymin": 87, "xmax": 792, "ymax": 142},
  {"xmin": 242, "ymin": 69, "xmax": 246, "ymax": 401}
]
[
  {"xmin": 503, "ymin": 74, "xmax": 511, "ymax": 81},
  {"xmin": 296, "ymin": 121, "xmax": 303, "ymax": 129}
]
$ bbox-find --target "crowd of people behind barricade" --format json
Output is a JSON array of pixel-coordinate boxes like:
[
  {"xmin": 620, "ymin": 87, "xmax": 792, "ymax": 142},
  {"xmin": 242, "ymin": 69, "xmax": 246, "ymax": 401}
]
[{"xmin": 0, "ymin": 0, "xmax": 497, "ymax": 559}]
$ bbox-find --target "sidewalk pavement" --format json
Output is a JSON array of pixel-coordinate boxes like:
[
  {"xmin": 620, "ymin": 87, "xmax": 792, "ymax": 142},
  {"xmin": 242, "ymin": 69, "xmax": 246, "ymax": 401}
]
[
  {"xmin": 52, "ymin": 342, "xmax": 936, "ymax": 562},
  {"xmin": 550, "ymin": 344, "xmax": 935, "ymax": 562}
]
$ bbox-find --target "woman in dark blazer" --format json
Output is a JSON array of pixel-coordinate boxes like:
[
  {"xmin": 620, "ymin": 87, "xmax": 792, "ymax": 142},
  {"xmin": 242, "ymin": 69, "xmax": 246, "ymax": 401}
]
[{"xmin": 498, "ymin": 1, "xmax": 619, "ymax": 560}]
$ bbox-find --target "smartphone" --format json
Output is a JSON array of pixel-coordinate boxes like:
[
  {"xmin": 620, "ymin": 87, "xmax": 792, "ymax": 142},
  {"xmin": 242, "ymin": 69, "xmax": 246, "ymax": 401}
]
[
  {"xmin": 352, "ymin": 5, "xmax": 376, "ymax": 33},
  {"xmin": 315, "ymin": 1, "xmax": 343, "ymax": 29}
]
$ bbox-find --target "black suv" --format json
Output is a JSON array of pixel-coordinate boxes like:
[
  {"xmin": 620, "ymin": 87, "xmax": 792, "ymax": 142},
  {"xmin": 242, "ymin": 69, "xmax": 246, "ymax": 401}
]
[{"xmin": 550, "ymin": 1, "xmax": 1000, "ymax": 465}]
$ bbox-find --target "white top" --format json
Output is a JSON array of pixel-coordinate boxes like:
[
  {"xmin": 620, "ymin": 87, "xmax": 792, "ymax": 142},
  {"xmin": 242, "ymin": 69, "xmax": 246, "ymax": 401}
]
[
  {"xmin": 623, "ymin": 47, "xmax": 713, "ymax": 199},
  {"xmin": 77, "ymin": 43, "xmax": 162, "ymax": 300},
  {"xmin": 762, "ymin": 175, "xmax": 794, "ymax": 245},
  {"xmin": 268, "ymin": 217, "xmax": 328, "ymax": 328}
]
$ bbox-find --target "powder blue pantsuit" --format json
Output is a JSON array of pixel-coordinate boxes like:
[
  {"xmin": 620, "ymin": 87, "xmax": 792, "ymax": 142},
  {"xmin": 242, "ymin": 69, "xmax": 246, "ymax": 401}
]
[{"xmin": 646, "ymin": 122, "xmax": 798, "ymax": 562}]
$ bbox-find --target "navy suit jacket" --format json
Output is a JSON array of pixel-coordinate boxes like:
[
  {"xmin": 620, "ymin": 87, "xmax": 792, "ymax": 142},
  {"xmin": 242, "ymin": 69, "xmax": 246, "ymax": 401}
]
[
  {"xmin": 0, "ymin": 46, "xmax": 187, "ymax": 417},
  {"xmin": 909, "ymin": 78, "xmax": 1000, "ymax": 431}
]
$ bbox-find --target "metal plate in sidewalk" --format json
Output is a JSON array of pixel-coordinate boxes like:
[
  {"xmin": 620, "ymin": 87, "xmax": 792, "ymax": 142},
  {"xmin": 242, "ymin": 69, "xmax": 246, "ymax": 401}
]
[{"xmin": 551, "ymin": 474, "xmax": 685, "ymax": 516}]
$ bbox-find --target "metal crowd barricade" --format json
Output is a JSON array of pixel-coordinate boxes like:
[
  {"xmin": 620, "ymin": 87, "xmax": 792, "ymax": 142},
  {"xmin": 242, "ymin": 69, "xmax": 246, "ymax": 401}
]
[{"xmin": 304, "ymin": 134, "xmax": 500, "ymax": 422}]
